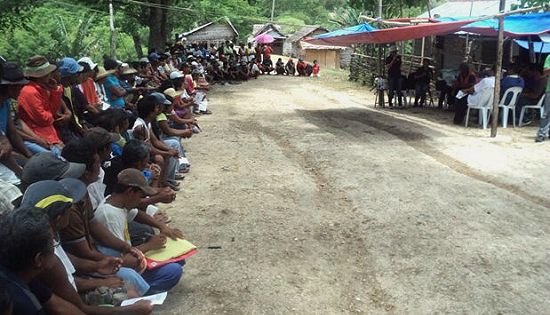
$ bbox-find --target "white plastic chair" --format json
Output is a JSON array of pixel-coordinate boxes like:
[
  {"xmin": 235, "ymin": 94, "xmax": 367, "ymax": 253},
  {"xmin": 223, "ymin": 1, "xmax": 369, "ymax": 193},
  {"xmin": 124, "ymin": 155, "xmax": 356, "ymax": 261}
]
[
  {"xmin": 465, "ymin": 88, "xmax": 494, "ymax": 129},
  {"xmin": 498, "ymin": 87, "xmax": 523, "ymax": 128},
  {"xmin": 519, "ymin": 94, "xmax": 546, "ymax": 127}
]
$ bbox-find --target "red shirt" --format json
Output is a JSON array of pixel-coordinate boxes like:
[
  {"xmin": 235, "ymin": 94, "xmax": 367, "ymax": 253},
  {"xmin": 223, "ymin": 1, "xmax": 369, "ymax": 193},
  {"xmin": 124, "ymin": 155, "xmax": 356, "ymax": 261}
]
[
  {"xmin": 313, "ymin": 64, "xmax": 320, "ymax": 75},
  {"xmin": 262, "ymin": 46, "xmax": 273, "ymax": 60},
  {"xmin": 17, "ymin": 82, "xmax": 62, "ymax": 144},
  {"xmin": 80, "ymin": 78, "xmax": 100, "ymax": 107}
]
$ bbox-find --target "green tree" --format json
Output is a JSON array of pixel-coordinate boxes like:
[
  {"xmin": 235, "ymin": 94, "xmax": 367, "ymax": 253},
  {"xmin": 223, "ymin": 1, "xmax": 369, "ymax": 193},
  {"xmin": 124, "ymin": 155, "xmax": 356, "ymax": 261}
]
[{"xmin": 0, "ymin": 0, "xmax": 37, "ymax": 31}]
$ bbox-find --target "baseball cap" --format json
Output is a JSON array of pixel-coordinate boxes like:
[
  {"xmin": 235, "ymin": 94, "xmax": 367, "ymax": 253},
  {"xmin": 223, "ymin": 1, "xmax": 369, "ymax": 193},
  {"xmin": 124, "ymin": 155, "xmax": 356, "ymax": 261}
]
[
  {"xmin": 139, "ymin": 57, "xmax": 150, "ymax": 64},
  {"xmin": 169, "ymin": 71, "xmax": 185, "ymax": 80},
  {"xmin": 150, "ymin": 92, "xmax": 171, "ymax": 105},
  {"xmin": 22, "ymin": 152, "xmax": 86, "ymax": 185},
  {"xmin": 58, "ymin": 57, "xmax": 84, "ymax": 78},
  {"xmin": 77, "ymin": 57, "xmax": 98, "ymax": 71},
  {"xmin": 117, "ymin": 168, "xmax": 158, "ymax": 196},
  {"xmin": 85, "ymin": 127, "xmax": 121, "ymax": 148},
  {"xmin": 148, "ymin": 52, "xmax": 161, "ymax": 62},
  {"xmin": 20, "ymin": 178, "xmax": 87, "ymax": 218},
  {"xmin": 104, "ymin": 57, "xmax": 122, "ymax": 71}
]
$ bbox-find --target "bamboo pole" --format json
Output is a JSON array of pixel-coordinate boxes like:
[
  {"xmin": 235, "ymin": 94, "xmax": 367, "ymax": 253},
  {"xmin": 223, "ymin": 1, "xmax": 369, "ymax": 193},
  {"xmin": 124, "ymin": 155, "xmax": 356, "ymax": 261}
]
[
  {"xmin": 490, "ymin": 0, "xmax": 506, "ymax": 137},
  {"xmin": 377, "ymin": 0, "xmax": 385, "ymax": 108}
]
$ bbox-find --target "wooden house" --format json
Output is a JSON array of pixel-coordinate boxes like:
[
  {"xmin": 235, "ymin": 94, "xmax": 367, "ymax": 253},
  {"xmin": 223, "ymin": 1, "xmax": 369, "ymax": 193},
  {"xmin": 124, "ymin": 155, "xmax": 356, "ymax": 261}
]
[
  {"xmin": 180, "ymin": 18, "xmax": 239, "ymax": 46},
  {"xmin": 250, "ymin": 23, "xmax": 286, "ymax": 55},
  {"xmin": 300, "ymin": 42, "xmax": 352, "ymax": 69},
  {"xmin": 283, "ymin": 25, "xmax": 329, "ymax": 57}
]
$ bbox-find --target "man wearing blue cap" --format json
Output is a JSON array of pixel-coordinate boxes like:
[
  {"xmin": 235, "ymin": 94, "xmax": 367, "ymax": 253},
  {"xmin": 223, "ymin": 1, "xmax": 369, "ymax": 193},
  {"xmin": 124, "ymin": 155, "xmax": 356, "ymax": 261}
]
[{"xmin": 58, "ymin": 57, "xmax": 86, "ymax": 143}]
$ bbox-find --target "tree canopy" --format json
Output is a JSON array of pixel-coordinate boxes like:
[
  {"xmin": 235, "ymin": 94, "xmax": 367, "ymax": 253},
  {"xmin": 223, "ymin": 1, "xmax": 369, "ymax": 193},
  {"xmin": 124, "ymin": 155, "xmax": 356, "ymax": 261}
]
[{"xmin": 0, "ymin": 0, "xmax": 444, "ymax": 62}]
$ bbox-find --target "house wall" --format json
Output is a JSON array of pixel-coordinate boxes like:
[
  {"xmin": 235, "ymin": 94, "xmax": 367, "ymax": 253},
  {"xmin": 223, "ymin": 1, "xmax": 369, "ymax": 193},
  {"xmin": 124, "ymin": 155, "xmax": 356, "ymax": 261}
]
[
  {"xmin": 186, "ymin": 24, "xmax": 237, "ymax": 46},
  {"xmin": 339, "ymin": 48, "xmax": 353, "ymax": 68},
  {"xmin": 283, "ymin": 29, "xmax": 329, "ymax": 57},
  {"xmin": 304, "ymin": 50, "xmax": 340, "ymax": 69},
  {"xmin": 271, "ymin": 39, "xmax": 284, "ymax": 55}
]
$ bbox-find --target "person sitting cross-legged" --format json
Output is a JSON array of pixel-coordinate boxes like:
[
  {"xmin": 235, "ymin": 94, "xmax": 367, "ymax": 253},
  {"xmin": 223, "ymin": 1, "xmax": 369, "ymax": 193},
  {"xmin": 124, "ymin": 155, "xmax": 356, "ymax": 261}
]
[
  {"xmin": 95, "ymin": 168, "xmax": 185, "ymax": 294},
  {"xmin": 275, "ymin": 58, "xmax": 285, "ymax": 75}
]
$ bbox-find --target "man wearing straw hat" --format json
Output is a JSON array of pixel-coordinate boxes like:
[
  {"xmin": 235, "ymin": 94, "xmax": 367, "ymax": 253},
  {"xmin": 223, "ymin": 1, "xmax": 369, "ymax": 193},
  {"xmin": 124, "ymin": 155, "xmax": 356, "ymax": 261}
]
[{"xmin": 17, "ymin": 55, "xmax": 66, "ymax": 156}]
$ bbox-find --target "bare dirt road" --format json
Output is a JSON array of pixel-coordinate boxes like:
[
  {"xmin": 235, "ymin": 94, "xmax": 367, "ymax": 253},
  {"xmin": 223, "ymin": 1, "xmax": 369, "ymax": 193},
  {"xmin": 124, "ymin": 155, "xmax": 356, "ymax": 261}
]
[{"xmin": 155, "ymin": 72, "xmax": 550, "ymax": 315}]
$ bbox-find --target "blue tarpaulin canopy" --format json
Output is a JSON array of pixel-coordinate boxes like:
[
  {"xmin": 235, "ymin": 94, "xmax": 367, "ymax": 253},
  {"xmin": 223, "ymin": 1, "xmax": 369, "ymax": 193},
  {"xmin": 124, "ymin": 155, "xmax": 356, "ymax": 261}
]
[
  {"xmin": 438, "ymin": 12, "xmax": 550, "ymax": 37},
  {"xmin": 514, "ymin": 40, "xmax": 550, "ymax": 54},
  {"xmin": 306, "ymin": 13, "xmax": 550, "ymax": 46},
  {"xmin": 314, "ymin": 23, "xmax": 378, "ymax": 39}
]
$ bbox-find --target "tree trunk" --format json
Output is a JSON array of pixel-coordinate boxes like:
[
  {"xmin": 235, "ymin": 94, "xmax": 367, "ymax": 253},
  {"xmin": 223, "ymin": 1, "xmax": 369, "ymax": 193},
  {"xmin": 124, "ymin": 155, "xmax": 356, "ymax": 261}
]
[
  {"xmin": 132, "ymin": 34, "xmax": 144, "ymax": 58},
  {"xmin": 147, "ymin": 0, "xmax": 170, "ymax": 52}
]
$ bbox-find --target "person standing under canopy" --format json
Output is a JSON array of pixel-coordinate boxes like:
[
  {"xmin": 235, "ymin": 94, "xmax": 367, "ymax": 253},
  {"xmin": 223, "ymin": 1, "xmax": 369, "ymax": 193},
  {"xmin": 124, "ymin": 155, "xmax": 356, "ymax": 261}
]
[{"xmin": 385, "ymin": 45, "xmax": 403, "ymax": 108}]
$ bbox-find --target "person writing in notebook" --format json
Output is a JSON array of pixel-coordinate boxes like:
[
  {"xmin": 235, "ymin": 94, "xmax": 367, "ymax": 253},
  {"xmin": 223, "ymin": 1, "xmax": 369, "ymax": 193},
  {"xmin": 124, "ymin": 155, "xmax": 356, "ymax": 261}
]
[{"xmin": 95, "ymin": 168, "xmax": 184, "ymax": 294}]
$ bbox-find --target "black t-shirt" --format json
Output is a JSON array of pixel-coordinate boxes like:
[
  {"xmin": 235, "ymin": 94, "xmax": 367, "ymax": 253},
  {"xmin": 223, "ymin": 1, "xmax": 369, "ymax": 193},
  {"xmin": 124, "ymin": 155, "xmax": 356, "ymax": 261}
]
[
  {"xmin": 102, "ymin": 156, "xmax": 125, "ymax": 196},
  {"xmin": 415, "ymin": 66, "xmax": 433, "ymax": 84},
  {"xmin": 0, "ymin": 266, "xmax": 50, "ymax": 315},
  {"xmin": 385, "ymin": 54, "xmax": 402, "ymax": 77}
]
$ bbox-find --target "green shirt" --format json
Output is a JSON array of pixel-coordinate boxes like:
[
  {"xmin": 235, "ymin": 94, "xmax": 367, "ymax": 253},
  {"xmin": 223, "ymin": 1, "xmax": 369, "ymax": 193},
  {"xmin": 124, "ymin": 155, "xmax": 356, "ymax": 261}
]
[{"xmin": 545, "ymin": 55, "xmax": 550, "ymax": 92}]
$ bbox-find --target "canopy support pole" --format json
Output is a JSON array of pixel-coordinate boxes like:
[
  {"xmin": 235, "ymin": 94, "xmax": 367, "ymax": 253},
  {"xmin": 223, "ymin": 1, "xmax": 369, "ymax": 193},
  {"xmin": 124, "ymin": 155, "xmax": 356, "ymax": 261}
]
[
  {"xmin": 377, "ymin": 0, "xmax": 385, "ymax": 108},
  {"xmin": 378, "ymin": 46, "xmax": 385, "ymax": 107},
  {"xmin": 490, "ymin": 0, "xmax": 505, "ymax": 137}
]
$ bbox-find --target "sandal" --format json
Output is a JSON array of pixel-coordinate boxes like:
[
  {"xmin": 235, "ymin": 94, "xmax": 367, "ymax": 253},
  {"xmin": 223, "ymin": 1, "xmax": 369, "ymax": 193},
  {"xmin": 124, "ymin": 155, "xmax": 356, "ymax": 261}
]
[
  {"xmin": 200, "ymin": 110, "xmax": 212, "ymax": 115},
  {"xmin": 166, "ymin": 181, "xmax": 180, "ymax": 191}
]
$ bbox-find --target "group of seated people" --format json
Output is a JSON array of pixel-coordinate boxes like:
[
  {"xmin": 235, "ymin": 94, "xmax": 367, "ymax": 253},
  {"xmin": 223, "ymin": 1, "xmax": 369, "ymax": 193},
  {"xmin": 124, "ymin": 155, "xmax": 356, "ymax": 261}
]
[
  {"xmin": 273, "ymin": 58, "xmax": 320, "ymax": 77},
  {"xmin": 440, "ymin": 61, "xmax": 547, "ymax": 126},
  {"xmin": 188, "ymin": 41, "xmax": 321, "ymax": 81},
  {"xmin": 0, "ymin": 41, "xmax": 237, "ymax": 313}
]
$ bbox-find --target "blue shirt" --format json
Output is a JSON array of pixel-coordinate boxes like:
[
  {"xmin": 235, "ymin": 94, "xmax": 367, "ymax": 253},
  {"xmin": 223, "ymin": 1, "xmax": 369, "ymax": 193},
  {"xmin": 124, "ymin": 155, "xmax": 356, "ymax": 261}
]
[
  {"xmin": 0, "ymin": 266, "xmax": 50, "ymax": 315},
  {"xmin": 103, "ymin": 75, "xmax": 126, "ymax": 108},
  {"xmin": 0, "ymin": 99, "xmax": 10, "ymax": 134},
  {"xmin": 500, "ymin": 75, "xmax": 525, "ymax": 104}
]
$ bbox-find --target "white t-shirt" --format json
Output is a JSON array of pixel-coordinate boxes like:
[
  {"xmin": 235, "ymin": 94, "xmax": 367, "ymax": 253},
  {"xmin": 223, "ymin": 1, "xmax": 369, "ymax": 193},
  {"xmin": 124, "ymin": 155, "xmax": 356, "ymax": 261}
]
[
  {"xmin": 87, "ymin": 168, "xmax": 106, "ymax": 210},
  {"xmin": 94, "ymin": 202, "xmax": 139, "ymax": 246},
  {"xmin": 54, "ymin": 239, "xmax": 77, "ymax": 290},
  {"xmin": 468, "ymin": 76, "xmax": 495, "ymax": 106}
]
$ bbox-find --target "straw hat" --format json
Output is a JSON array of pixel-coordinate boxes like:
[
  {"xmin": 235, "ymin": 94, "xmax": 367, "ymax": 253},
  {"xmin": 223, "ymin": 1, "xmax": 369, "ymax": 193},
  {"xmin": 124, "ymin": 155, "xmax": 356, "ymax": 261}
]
[
  {"xmin": 163, "ymin": 88, "xmax": 183, "ymax": 99},
  {"xmin": 120, "ymin": 63, "xmax": 138, "ymax": 76},
  {"xmin": 24, "ymin": 55, "xmax": 57, "ymax": 78},
  {"xmin": 94, "ymin": 66, "xmax": 115, "ymax": 81}
]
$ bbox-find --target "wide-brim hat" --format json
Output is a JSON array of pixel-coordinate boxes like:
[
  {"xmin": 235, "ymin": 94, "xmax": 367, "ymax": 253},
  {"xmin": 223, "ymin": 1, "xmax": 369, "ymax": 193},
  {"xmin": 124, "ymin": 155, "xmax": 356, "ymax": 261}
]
[
  {"xmin": 95, "ymin": 66, "xmax": 116, "ymax": 81},
  {"xmin": 1, "ymin": 62, "xmax": 29, "ymax": 85},
  {"xmin": 120, "ymin": 63, "xmax": 138, "ymax": 76},
  {"xmin": 24, "ymin": 55, "xmax": 57, "ymax": 78},
  {"xmin": 163, "ymin": 87, "xmax": 183, "ymax": 100}
]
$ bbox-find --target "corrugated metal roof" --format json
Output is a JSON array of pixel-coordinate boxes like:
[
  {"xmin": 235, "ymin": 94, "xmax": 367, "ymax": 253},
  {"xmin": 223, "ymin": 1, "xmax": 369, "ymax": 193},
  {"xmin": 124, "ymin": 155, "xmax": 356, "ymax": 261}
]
[
  {"xmin": 182, "ymin": 18, "xmax": 239, "ymax": 37},
  {"xmin": 418, "ymin": 0, "xmax": 520, "ymax": 18},
  {"xmin": 252, "ymin": 23, "xmax": 285, "ymax": 38},
  {"xmin": 287, "ymin": 26, "xmax": 328, "ymax": 43}
]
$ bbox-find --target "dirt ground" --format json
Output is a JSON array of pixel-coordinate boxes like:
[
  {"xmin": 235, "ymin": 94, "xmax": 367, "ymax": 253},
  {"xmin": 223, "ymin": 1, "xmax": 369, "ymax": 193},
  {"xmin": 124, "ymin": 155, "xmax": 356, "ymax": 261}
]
[{"xmin": 154, "ymin": 68, "xmax": 550, "ymax": 314}]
